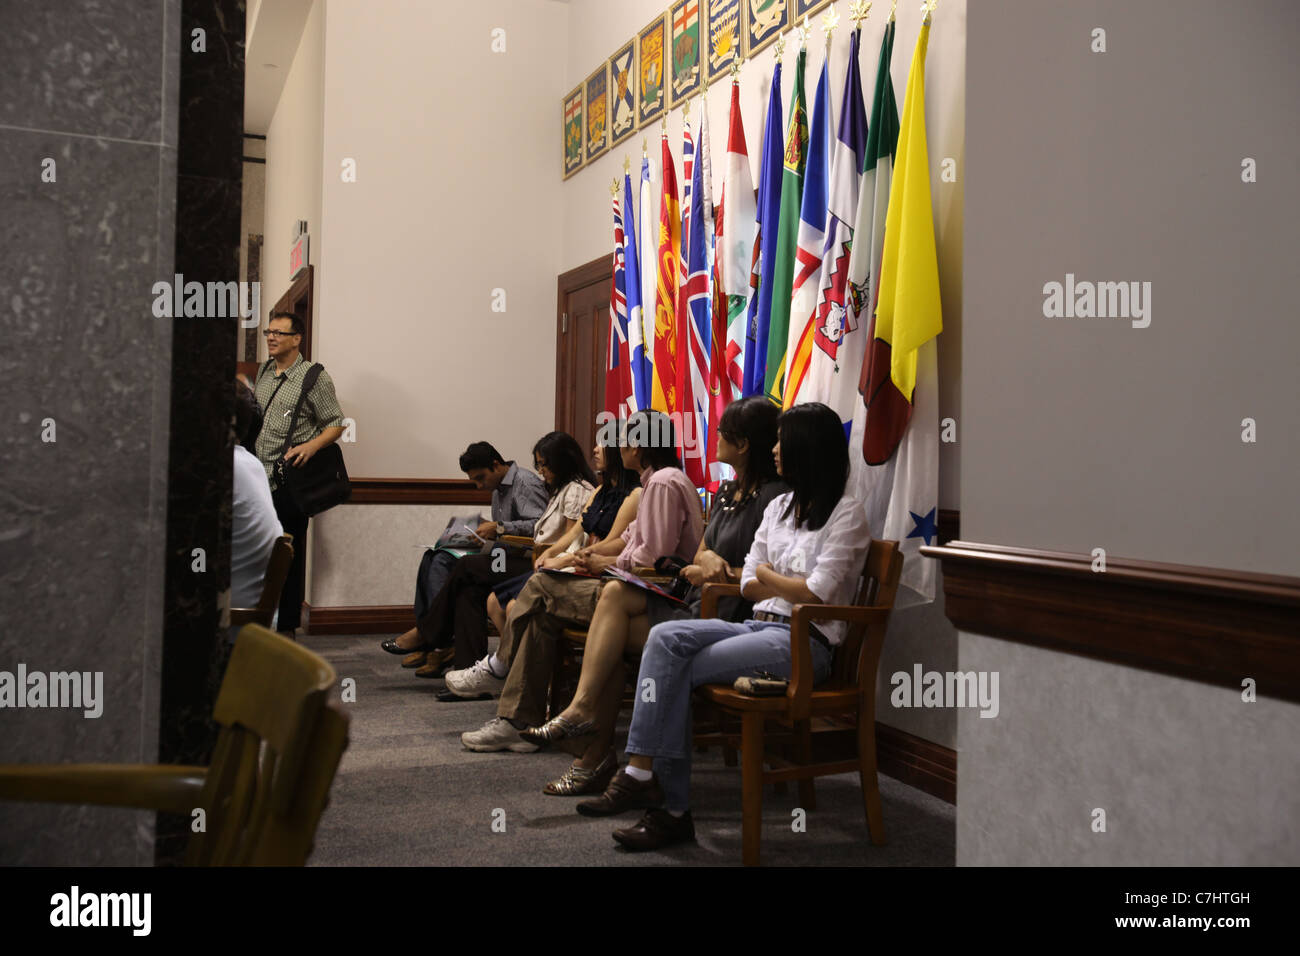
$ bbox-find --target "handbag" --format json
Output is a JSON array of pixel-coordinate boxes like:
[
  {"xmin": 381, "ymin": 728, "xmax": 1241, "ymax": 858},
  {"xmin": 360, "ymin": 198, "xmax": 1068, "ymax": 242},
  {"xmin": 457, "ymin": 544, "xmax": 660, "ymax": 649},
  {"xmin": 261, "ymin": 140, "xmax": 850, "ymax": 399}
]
[
  {"xmin": 273, "ymin": 362, "xmax": 351, "ymax": 516},
  {"xmin": 652, "ymin": 555, "xmax": 694, "ymax": 601}
]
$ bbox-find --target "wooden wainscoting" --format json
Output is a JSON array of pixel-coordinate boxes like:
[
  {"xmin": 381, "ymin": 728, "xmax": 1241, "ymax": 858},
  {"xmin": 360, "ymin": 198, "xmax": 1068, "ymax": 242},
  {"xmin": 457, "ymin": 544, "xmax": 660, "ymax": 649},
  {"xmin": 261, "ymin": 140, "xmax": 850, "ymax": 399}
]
[
  {"xmin": 347, "ymin": 478, "xmax": 491, "ymax": 505},
  {"xmin": 921, "ymin": 540, "xmax": 1300, "ymax": 703}
]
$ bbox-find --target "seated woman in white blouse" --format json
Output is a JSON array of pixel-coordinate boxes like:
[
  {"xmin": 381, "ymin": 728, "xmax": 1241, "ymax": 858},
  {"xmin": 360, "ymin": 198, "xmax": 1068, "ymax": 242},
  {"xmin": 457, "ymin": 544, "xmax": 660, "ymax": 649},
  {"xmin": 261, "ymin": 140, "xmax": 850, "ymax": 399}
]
[{"xmin": 575, "ymin": 402, "xmax": 871, "ymax": 851}]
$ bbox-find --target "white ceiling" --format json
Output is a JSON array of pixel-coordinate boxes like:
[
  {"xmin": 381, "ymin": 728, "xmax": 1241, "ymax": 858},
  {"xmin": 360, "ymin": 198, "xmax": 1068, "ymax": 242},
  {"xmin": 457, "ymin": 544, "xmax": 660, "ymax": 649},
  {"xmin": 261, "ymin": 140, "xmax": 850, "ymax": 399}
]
[{"xmin": 243, "ymin": 0, "xmax": 314, "ymax": 135}]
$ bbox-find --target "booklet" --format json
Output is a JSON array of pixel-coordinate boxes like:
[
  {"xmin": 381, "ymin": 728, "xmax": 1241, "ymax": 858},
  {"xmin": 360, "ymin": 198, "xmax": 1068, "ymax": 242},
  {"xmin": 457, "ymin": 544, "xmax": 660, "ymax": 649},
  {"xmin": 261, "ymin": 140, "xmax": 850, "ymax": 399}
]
[
  {"xmin": 415, "ymin": 513, "xmax": 488, "ymax": 555},
  {"xmin": 540, "ymin": 566, "xmax": 605, "ymax": 580},
  {"xmin": 602, "ymin": 565, "xmax": 690, "ymax": 607}
]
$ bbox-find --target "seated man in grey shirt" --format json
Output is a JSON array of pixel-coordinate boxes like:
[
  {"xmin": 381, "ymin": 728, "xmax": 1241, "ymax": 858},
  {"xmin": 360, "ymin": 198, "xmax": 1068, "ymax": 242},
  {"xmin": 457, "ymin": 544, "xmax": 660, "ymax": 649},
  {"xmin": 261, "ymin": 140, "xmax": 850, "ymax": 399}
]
[{"xmin": 380, "ymin": 442, "xmax": 548, "ymax": 672}]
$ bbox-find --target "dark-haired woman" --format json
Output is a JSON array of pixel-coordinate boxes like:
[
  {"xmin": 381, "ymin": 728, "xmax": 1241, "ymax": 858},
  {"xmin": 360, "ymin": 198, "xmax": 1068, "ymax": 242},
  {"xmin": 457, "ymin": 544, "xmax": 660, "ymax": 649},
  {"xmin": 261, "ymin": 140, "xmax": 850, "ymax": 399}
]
[
  {"xmin": 411, "ymin": 432, "xmax": 597, "ymax": 672},
  {"xmin": 451, "ymin": 434, "xmax": 641, "ymax": 694},
  {"xmin": 459, "ymin": 410, "xmax": 704, "ymax": 755},
  {"xmin": 520, "ymin": 396, "xmax": 787, "ymax": 796},
  {"xmin": 580, "ymin": 403, "xmax": 871, "ymax": 850}
]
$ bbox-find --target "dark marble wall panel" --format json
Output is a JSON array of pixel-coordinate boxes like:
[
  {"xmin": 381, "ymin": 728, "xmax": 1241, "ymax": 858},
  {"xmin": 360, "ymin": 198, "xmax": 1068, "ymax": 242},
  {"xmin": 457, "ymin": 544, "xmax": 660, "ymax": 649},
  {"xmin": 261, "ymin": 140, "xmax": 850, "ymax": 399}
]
[
  {"xmin": 0, "ymin": 0, "xmax": 168, "ymax": 143},
  {"xmin": 0, "ymin": 5, "xmax": 177, "ymax": 863},
  {"xmin": 154, "ymin": 0, "xmax": 244, "ymax": 865}
]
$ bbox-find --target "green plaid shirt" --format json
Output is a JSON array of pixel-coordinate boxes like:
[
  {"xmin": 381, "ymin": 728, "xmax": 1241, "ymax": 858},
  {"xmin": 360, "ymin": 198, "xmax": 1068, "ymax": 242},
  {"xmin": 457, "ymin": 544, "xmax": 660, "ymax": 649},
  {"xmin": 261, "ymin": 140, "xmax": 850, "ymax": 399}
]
[{"xmin": 253, "ymin": 354, "xmax": 346, "ymax": 485}]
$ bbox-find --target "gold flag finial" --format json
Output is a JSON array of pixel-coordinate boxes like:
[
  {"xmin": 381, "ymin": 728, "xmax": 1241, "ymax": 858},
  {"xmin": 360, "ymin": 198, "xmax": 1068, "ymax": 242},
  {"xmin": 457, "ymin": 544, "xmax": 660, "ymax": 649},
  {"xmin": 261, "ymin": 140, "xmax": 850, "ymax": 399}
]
[
  {"xmin": 623, "ymin": 155, "xmax": 631, "ymax": 175},
  {"xmin": 850, "ymin": 1, "xmax": 873, "ymax": 26},
  {"xmin": 642, "ymin": 137, "xmax": 648, "ymax": 157},
  {"xmin": 611, "ymin": 178, "xmax": 619, "ymax": 197},
  {"xmin": 774, "ymin": 30, "xmax": 787, "ymax": 58},
  {"xmin": 890, "ymin": 0, "xmax": 898, "ymax": 22},
  {"xmin": 683, "ymin": 97, "xmax": 691, "ymax": 119},
  {"xmin": 731, "ymin": 55, "xmax": 741, "ymax": 80},
  {"xmin": 923, "ymin": 0, "xmax": 938, "ymax": 24},
  {"xmin": 822, "ymin": 5, "xmax": 840, "ymax": 45},
  {"xmin": 797, "ymin": 14, "xmax": 811, "ymax": 49}
]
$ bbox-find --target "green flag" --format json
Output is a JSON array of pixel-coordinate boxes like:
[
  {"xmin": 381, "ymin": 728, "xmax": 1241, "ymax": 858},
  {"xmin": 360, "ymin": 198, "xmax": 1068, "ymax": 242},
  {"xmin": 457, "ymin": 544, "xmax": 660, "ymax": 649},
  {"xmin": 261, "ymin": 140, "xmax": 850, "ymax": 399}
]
[{"xmin": 763, "ymin": 46, "xmax": 808, "ymax": 403}]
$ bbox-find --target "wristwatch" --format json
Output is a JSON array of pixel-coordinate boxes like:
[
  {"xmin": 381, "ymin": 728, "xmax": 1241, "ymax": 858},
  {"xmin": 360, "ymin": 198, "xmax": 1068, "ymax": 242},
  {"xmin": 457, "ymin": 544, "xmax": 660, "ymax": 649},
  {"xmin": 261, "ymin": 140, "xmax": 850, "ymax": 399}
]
[{"xmin": 495, "ymin": 522, "xmax": 506, "ymax": 537}]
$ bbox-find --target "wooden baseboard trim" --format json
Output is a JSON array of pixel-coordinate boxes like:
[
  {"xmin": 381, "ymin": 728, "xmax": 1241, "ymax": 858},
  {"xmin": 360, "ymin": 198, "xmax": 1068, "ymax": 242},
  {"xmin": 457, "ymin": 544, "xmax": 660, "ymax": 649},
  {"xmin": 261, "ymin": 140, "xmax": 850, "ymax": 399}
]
[
  {"xmin": 306, "ymin": 604, "xmax": 414, "ymax": 635},
  {"xmin": 810, "ymin": 718, "xmax": 956, "ymax": 805},
  {"xmin": 876, "ymin": 722, "xmax": 957, "ymax": 805}
]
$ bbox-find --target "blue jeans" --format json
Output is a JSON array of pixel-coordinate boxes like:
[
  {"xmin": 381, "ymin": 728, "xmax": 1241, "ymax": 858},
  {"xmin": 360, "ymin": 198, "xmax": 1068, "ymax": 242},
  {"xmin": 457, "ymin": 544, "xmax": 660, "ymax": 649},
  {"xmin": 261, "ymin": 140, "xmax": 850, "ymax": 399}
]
[{"xmin": 625, "ymin": 619, "xmax": 833, "ymax": 813}]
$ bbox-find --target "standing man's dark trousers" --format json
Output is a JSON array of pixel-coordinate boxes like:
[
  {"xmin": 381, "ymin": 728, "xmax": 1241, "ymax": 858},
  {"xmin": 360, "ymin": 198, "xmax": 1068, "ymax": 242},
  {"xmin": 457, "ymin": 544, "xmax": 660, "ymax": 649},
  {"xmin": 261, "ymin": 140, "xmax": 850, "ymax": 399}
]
[
  {"xmin": 271, "ymin": 486, "xmax": 309, "ymax": 633},
  {"xmin": 414, "ymin": 549, "xmax": 460, "ymax": 621},
  {"xmin": 417, "ymin": 548, "xmax": 534, "ymax": 667}
]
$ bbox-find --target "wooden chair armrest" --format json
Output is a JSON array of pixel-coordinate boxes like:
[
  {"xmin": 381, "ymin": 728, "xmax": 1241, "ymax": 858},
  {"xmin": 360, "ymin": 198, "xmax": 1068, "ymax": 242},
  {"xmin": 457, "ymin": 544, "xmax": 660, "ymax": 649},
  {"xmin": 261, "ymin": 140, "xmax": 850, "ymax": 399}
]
[
  {"xmin": 229, "ymin": 608, "xmax": 270, "ymax": 627},
  {"xmin": 630, "ymin": 566, "xmax": 674, "ymax": 583},
  {"xmin": 786, "ymin": 605, "xmax": 893, "ymax": 719},
  {"xmin": 700, "ymin": 582, "xmax": 743, "ymax": 619},
  {"xmin": 0, "ymin": 764, "xmax": 208, "ymax": 815},
  {"xmin": 499, "ymin": 535, "xmax": 535, "ymax": 549}
]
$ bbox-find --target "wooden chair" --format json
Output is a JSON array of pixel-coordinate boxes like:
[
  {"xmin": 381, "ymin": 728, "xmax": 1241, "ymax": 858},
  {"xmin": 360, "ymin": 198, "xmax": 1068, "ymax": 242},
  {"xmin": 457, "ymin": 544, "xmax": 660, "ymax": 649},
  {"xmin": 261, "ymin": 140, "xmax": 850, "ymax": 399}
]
[
  {"xmin": 694, "ymin": 538, "xmax": 903, "ymax": 866},
  {"xmin": 0, "ymin": 625, "xmax": 349, "ymax": 865},
  {"xmin": 229, "ymin": 533, "xmax": 294, "ymax": 628},
  {"xmin": 498, "ymin": 534, "xmax": 536, "ymax": 553}
]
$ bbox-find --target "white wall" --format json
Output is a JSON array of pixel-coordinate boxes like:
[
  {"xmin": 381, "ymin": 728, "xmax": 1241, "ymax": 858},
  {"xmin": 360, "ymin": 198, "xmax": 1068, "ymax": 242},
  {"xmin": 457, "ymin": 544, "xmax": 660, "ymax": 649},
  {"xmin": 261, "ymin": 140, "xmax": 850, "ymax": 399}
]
[
  {"xmin": 316, "ymin": 0, "xmax": 567, "ymax": 479},
  {"xmin": 303, "ymin": 0, "xmax": 567, "ymax": 608},
  {"xmin": 263, "ymin": 0, "xmax": 325, "ymax": 330}
]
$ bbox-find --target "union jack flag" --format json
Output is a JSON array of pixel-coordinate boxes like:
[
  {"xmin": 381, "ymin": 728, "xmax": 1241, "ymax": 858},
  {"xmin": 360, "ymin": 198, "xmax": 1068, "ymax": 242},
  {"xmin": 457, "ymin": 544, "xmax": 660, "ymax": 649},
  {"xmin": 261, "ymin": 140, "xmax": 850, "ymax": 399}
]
[
  {"xmin": 605, "ymin": 190, "xmax": 633, "ymax": 417},
  {"xmin": 677, "ymin": 110, "xmax": 713, "ymax": 487}
]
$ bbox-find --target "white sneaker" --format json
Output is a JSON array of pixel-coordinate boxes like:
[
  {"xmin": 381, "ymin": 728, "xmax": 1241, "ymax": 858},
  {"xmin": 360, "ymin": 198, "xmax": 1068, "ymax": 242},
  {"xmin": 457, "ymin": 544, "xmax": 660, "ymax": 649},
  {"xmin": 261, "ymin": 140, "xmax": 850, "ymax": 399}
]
[
  {"xmin": 445, "ymin": 655, "xmax": 506, "ymax": 699},
  {"xmin": 461, "ymin": 716, "xmax": 538, "ymax": 753}
]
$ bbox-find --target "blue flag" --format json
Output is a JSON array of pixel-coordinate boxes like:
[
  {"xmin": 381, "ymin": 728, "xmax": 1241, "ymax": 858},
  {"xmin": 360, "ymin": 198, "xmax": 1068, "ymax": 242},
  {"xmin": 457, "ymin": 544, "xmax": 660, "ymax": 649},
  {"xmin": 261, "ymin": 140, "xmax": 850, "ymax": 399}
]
[
  {"xmin": 623, "ymin": 171, "xmax": 650, "ymax": 411},
  {"xmin": 744, "ymin": 60, "xmax": 783, "ymax": 397}
]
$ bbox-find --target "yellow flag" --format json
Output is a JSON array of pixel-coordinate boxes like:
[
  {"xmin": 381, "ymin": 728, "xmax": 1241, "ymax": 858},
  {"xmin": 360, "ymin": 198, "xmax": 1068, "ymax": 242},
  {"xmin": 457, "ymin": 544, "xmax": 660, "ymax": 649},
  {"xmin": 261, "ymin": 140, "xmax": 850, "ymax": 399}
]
[{"xmin": 873, "ymin": 21, "xmax": 942, "ymax": 404}]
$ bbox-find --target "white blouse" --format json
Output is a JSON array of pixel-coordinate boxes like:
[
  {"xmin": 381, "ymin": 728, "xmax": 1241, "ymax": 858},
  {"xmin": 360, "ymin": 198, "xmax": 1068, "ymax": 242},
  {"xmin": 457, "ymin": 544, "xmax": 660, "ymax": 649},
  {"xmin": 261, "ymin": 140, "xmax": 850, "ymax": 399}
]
[
  {"xmin": 531, "ymin": 479, "xmax": 593, "ymax": 547},
  {"xmin": 740, "ymin": 492, "xmax": 872, "ymax": 646}
]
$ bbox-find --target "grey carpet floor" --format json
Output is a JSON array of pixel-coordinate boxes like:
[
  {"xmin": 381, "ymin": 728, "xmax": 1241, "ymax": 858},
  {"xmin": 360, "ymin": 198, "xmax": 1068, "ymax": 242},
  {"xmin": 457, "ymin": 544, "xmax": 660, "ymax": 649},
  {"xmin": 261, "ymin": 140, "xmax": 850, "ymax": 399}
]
[{"xmin": 301, "ymin": 634, "xmax": 956, "ymax": 867}]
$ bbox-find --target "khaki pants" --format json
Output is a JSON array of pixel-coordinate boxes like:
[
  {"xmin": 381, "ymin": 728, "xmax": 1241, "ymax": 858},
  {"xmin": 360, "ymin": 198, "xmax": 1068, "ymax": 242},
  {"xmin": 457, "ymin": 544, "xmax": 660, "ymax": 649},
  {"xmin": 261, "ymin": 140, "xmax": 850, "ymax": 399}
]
[{"xmin": 496, "ymin": 573, "xmax": 603, "ymax": 727}]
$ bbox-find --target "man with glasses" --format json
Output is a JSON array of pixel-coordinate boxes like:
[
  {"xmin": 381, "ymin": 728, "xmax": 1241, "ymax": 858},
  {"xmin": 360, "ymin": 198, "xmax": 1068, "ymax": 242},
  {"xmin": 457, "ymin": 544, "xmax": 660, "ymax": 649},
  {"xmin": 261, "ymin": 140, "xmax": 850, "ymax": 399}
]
[{"xmin": 252, "ymin": 310, "xmax": 346, "ymax": 637}]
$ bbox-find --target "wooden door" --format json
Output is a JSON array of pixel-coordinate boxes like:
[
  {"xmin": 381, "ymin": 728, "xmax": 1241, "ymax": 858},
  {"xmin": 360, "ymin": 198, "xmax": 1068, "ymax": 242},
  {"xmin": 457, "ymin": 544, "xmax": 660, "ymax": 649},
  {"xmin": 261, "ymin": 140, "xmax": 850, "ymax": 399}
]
[{"xmin": 555, "ymin": 255, "xmax": 612, "ymax": 449}]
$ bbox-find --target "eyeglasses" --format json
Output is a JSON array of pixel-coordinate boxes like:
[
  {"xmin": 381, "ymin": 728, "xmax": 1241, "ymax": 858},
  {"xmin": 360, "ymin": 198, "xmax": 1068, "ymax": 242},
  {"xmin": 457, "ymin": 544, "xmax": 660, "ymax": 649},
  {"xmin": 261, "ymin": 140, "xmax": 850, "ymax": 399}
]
[{"xmin": 263, "ymin": 329, "xmax": 300, "ymax": 338}]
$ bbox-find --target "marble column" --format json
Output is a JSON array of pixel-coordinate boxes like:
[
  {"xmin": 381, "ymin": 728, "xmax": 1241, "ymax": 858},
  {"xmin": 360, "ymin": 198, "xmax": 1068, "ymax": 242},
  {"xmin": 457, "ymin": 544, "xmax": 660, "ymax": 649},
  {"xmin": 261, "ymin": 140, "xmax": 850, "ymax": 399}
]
[
  {"xmin": 153, "ymin": 0, "xmax": 245, "ymax": 865},
  {"xmin": 0, "ymin": 0, "xmax": 182, "ymax": 865}
]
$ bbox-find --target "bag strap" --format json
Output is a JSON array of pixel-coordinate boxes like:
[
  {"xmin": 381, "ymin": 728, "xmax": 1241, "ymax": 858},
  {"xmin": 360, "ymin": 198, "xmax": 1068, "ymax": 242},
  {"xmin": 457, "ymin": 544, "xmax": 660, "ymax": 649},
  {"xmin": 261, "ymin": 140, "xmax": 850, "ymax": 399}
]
[
  {"xmin": 253, "ymin": 357, "xmax": 276, "ymax": 390},
  {"xmin": 279, "ymin": 362, "xmax": 324, "ymax": 459}
]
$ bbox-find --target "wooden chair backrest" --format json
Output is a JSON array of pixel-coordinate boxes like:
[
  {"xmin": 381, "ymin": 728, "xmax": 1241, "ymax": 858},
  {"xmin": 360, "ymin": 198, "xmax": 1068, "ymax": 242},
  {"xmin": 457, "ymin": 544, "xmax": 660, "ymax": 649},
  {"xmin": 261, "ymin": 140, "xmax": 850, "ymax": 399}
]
[
  {"xmin": 185, "ymin": 625, "xmax": 345, "ymax": 865},
  {"xmin": 828, "ymin": 539, "xmax": 903, "ymax": 687},
  {"xmin": 230, "ymin": 534, "xmax": 294, "ymax": 628}
]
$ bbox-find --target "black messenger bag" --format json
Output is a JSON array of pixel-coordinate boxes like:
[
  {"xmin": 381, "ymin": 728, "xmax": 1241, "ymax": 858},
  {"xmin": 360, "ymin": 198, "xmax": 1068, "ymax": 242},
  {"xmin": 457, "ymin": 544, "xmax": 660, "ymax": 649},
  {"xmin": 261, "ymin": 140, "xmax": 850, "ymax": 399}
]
[{"xmin": 273, "ymin": 362, "xmax": 351, "ymax": 516}]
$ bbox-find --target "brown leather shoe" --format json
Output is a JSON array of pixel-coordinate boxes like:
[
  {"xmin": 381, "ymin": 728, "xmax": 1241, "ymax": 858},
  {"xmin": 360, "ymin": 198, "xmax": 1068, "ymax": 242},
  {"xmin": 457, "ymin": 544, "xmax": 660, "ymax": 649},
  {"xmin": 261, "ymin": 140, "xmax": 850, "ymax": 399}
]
[
  {"xmin": 612, "ymin": 809, "xmax": 695, "ymax": 851},
  {"xmin": 401, "ymin": 651, "xmax": 428, "ymax": 669},
  {"xmin": 576, "ymin": 768, "xmax": 664, "ymax": 817},
  {"xmin": 414, "ymin": 647, "xmax": 454, "ymax": 679}
]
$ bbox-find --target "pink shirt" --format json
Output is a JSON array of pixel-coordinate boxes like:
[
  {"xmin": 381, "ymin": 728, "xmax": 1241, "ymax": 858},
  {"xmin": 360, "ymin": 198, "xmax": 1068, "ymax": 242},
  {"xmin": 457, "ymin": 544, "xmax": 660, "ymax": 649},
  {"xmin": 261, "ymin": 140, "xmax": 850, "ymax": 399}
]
[{"xmin": 617, "ymin": 467, "xmax": 704, "ymax": 570}]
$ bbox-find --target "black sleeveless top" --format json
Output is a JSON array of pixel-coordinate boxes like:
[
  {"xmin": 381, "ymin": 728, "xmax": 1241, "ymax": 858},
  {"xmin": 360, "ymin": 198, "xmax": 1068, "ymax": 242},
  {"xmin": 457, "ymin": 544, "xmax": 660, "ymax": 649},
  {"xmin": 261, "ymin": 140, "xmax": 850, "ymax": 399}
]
[{"xmin": 581, "ymin": 482, "xmax": 633, "ymax": 542}]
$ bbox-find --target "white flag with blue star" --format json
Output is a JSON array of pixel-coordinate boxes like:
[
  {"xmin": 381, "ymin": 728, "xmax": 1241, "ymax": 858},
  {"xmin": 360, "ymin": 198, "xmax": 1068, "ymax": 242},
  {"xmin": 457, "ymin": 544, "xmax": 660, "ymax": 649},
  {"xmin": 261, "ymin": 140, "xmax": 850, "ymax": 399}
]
[{"xmin": 859, "ymin": 335, "xmax": 939, "ymax": 608}]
